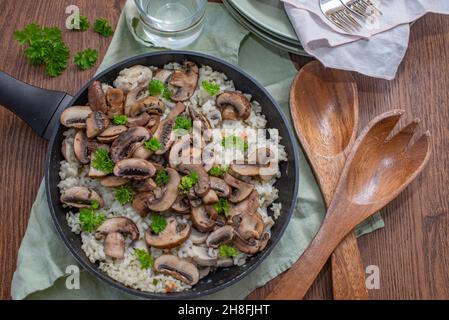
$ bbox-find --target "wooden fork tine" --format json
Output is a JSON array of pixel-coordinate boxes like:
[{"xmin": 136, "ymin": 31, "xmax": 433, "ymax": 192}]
[{"xmin": 387, "ymin": 119, "xmax": 421, "ymax": 150}]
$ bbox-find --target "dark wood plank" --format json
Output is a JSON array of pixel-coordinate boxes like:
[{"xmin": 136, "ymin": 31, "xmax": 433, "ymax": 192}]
[{"xmin": 0, "ymin": 0, "xmax": 448, "ymax": 300}]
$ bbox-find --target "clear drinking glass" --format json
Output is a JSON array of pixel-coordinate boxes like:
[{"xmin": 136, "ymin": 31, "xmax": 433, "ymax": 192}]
[{"xmin": 133, "ymin": 0, "xmax": 207, "ymax": 49}]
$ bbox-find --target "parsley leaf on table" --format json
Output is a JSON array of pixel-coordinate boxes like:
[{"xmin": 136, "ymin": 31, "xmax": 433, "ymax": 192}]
[
  {"xmin": 14, "ymin": 23, "xmax": 70, "ymax": 77},
  {"xmin": 70, "ymin": 15, "xmax": 90, "ymax": 31},
  {"xmin": 74, "ymin": 48, "xmax": 98, "ymax": 70},
  {"xmin": 94, "ymin": 18, "xmax": 114, "ymax": 37}
]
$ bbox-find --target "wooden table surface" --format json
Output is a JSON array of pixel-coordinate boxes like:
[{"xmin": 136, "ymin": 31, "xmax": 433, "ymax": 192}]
[{"xmin": 0, "ymin": 0, "xmax": 447, "ymax": 300}]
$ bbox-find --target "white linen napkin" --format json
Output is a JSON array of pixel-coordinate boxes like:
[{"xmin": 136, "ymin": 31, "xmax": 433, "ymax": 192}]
[{"xmin": 283, "ymin": 0, "xmax": 449, "ymax": 79}]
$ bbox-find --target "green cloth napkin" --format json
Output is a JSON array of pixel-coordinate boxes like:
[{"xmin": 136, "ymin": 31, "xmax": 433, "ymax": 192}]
[{"xmin": 11, "ymin": 2, "xmax": 384, "ymax": 300}]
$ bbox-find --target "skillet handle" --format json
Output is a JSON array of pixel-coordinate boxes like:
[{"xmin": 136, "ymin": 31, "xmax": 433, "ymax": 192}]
[{"xmin": 0, "ymin": 71, "xmax": 73, "ymax": 140}]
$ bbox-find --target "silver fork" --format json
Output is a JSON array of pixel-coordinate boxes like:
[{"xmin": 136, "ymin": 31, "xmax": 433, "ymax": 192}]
[{"xmin": 319, "ymin": 0, "xmax": 382, "ymax": 32}]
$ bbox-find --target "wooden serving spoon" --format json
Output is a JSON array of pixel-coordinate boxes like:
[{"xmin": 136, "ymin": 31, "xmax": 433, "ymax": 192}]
[
  {"xmin": 266, "ymin": 110, "xmax": 431, "ymax": 299},
  {"xmin": 289, "ymin": 61, "xmax": 368, "ymax": 299}
]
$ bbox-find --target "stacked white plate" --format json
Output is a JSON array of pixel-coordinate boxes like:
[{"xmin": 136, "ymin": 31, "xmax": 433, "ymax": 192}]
[{"xmin": 223, "ymin": 0, "xmax": 308, "ymax": 56}]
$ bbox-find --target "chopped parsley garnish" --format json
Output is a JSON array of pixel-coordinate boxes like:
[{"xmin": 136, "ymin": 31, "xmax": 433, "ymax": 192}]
[
  {"xmin": 150, "ymin": 214, "xmax": 167, "ymax": 234},
  {"xmin": 134, "ymin": 248, "xmax": 154, "ymax": 269},
  {"xmin": 143, "ymin": 137, "xmax": 161, "ymax": 152},
  {"xmin": 79, "ymin": 202, "xmax": 105, "ymax": 233},
  {"xmin": 115, "ymin": 185, "xmax": 134, "ymax": 205},
  {"xmin": 174, "ymin": 116, "xmax": 192, "ymax": 132},
  {"xmin": 202, "ymin": 80, "xmax": 221, "ymax": 96},
  {"xmin": 94, "ymin": 18, "xmax": 114, "ymax": 37},
  {"xmin": 154, "ymin": 169, "xmax": 170, "ymax": 186},
  {"xmin": 218, "ymin": 244, "xmax": 239, "ymax": 258},
  {"xmin": 91, "ymin": 148, "xmax": 114, "ymax": 174},
  {"xmin": 74, "ymin": 48, "xmax": 98, "ymax": 70},
  {"xmin": 213, "ymin": 198, "xmax": 230, "ymax": 216},
  {"xmin": 71, "ymin": 15, "xmax": 90, "ymax": 31},
  {"xmin": 113, "ymin": 114, "xmax": 127, "ymax": 125},
  {"xmin": 209, "ymin": 166, "xmax": 229, "ymax": 177},
  {"xmin": 14, "ymin": 23, "xmax": 70, "ymax": 77},
  {"xmin": 179, "ymin": 171, "xmax": 199, "ymax": 194},
  {"xmin": 148, "ymin": 79, "xmax": 172, "ymax": 100},
  {"xmin": 221, "ymin": 135, "xmax": 248, "ymax": 151}
]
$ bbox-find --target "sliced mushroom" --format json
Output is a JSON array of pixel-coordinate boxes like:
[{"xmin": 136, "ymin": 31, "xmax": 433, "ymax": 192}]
[
  {"xmin": 227, "ymin": 190, "xmax": 260, "ymax": 219},
  {"xmin": 146, "ymin": 114, "xmax": 160, "ymax": 135},
  {"xmin": 230, "ymin": 148, "xmax": 277, "ymax": 180},
  {"xmin": 191, "ymin": 206, "xmax": 215, "ymax": 232},
  {"xmin": 167, "ymin": 102, "xmax": 186, "ymax": 120},
  {"xmin": 177, "ymin": 164, "xmax": 210, "ymax": 197},
  {"xmin": 206, "ymin": 225, "xmax": 234, "ymax": 248},
  {"xmin": 129, "ymin": 96, "xmax": 165, "ymax": 118},
  {"xmin": 223, "ymin": 174, "xmax": 254, "ymax": 203},
  {"xmin": 132, "ymin": 145, "xmax": 153, "ymax": 160},
  {"xmin": 100, "ymin": 176, "xmax": 129, "ymax": 188},
  {"xmin": 127, "ymin": 113, "xmax": 151, "ymax": 128},
  {"xmin": 88, "ymin": 81, "xmax": 108, "ymax": 114},
  {"xmin": 95, "ymin": 216, "xmax": 140, "ymax": 240},
  {"xmin": 132, "ymin": 192, "xmax": 152, "ymax": 217},
  {"xmin": 191, "ymin": 246, "xmax": 217, "ymax": 267},
  {"xmin": 202, "ymin": 189, "xmax": 219, "ymax": 205},
  {"xmin": 61, "ymin": 138, "xmax": 72, "ymax": 162},
  {"xmin": 209, "ymin": 177, "xmax": 231, "ymax": 198},
  {"xmin": 221, "ymin": 106, "xmax": 238, "ymax": 121},
  {"xmin": 154, "ymin": 68, "xmax": 173, "ymax": 84},
  {"xmin": 113, "ymin": 158, "xmax": 156, "ymax": 180},
  {"xmin": 154, "ymin": 255, "xmax": 199, "ymax": 286},
  {"xmin": 189, "ymin": 228, "xmax": 209, "ymax": 244},
  {"xmin": 187, "ymin": 189, "xmax": 203, "ymax": 208},
  {"xmin": 153, "ymin": 119, "xmax": 175, "ymax": 155},
  {"xmin": 198, "ymin": 266, "xmax": 210, "ymax": 280},
  {"xmin": 106, "ymin": 88, "xmax": 125, "ymax": 118},
  {"xmin": 258, "ymin": 232, "xmax": 270, "ymax": 252},
  {"xmin": 110, "ymin": 126, "xmax": 150, "ymax": 162},
  {"xmin": 60, "ymin": 186, "xmax": 103, "ymax": 208},
  {"xmin": 233, "ymin": 211, "xmax": 264, "ymax": 240},
  {"xmin": 133, "ymin": 177, "xmax": 157, "ymax": 192},
  {"xmin": 147, "ymin": 168, "xmax": 180, "ymax": 211},
  {"xmin": 171, "ymin": 195, "xmax": 191, "ymax": 214},
  {"xmin": 85, "ymin": 111, "xmax": 110, "ymax": 139},
  {"xmin": 190, "ymin": 108, "xmax": 212, "ymax": 141},
  {"xmin": 124, "ymin": 82, "xmax": 148, "ymax": 116},
  {"xmin": 233, "ymin": 234, "xmax": 259, "ymax": 255},
  {"xmin": 169, "ymin": 61, "xmax": 199, "ymax": 102},
  {"xmin": 113, "ymin": 65, "xmax": 153, "ymax": 93},
  {"xmin": 73, "ymin": 130, "xmax": 90, "ymax": 164},
  {"xmin": 97, "ymin": 125, "xmax": 127, "ymax": 144},
  {"xmin": 168, "ymin": 134, "xmax": 191, "ymax": 168},
  {"xmin": 104, "ymin": 232, "xmax": 125, "ymax": 259},
  {"xmin": 145, "ymin": 217, "xmax": 191, "ymax": 249},
  {"xmin": 216, "ymin": 92, "xmax": 251, "ymax": 120},
  {"xmin": 60, "ymin": 106, "xmax": 92, "ymax": 128}
]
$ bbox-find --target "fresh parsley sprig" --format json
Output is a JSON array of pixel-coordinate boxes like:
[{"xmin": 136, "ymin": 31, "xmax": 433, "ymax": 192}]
[
  {"xmin": 115, "ymin": 184, "xmax": 134, "ymax": 205},
  {"xmin": 94, "ymin": 18, "xmax": 114, "ymax": 37},
  {"xmin": 150, "ymin": 214, "xmax": 167, "ymax": 234},
  {"xmin": 74, "ymin": 48, "xmax": 98, "ymax": 70},
  {"xmin": 134, "ymin": 248, "xmax": 154, "ymax": 269},
  {"xmin": 202, "ymin": 80, "xmax": 221, "ymax": 96},
  {"xmin": 91, "ymin": 148, "xmax": 114, "ymax": 174},
  {"xmin": 79, "ymin": 201, "xmax": 105, "ymax": 233},
  {"xmin": 218, "ymin": 244, "xmax": 239, "ymax": 258},
  {"xmin": 179, "ymin": 171, "xmax": 199, "ymax": 194}
]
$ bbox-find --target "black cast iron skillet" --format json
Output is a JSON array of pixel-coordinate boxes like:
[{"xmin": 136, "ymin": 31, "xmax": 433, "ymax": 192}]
[{"xmin": 0, "ymin": 51, "xmax": 299, "ymax": 299}]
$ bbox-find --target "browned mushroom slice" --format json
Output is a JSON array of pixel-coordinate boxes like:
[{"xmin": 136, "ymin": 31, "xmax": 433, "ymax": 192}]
[
  {"xmin": 233, "ymin": 211, "xmax": 264, "ymax": 240},
  {"xmin": 205, "ymin": 225, "xmax": 234, "ymax": 249},
  {"xmin": 216, "ymin": 92, "xmax": 251, "ymax": 120},
  {"xmin": 145, "ymin": 217, "xmax": 191, "ymax": 249},
  {"xmin": 106, "ymin": 88, "xmax": 125, "ymax": 118},
  {"xmin": 129, "ymin": 96, "xmax": 165, "ymax": 118},
  {"xmin": 169, "ymin": 61, "xmax": 199, "ymax": 102},
  {"xmin": 154, "ymin": 255, "xmax": 199, "ymax": 286},
  {"xmin": 190, "ymin": 228, "xmax": 209, "ymax": 244},
  {"xmin": 153, "ymin": 119, "xmax": 175, "ymax": 155},
  {"xmin": 227, "ymin": 190, "xmax": 260, "ymax": 218},
  {"xmin": 177, "ymin": 164, "xmax": 210, "ymax": 197},
  {"xmin": 190, "ymin": 108, "xmax": 212, "ymax": 141},
  {"xmin": 209, "ymin": 177, "xmax": 231, "ymax": 198},
  {"xmin": 60, "ymin": 186, "xmax": 103, "ymax": 208},
  {"xmin": 168, "ymin": 135, "xmax": 191, "ymax": 168},
  {"xmin": 233, "ymin": 234, "xmax": 260, "ymax": 255},
  {"xmin": 60, "ymin": 106, "xmax": 92, "ymax": 128},
  {"xmin": 111, "ymin": 126, "xmax": 150, "ymax": 162},
  {"xmin": 97, "ymin": 125, "xmax": 127, "ymax": 144},
  {"xmin": 153, "ymin": 68, "xmax": 173, "ymax": 84},
  {"xmin": 191, "ymin": 206, "xmax": 215, "ymax": 232},
  {"xmin": 132, "ymin": 192, "xmax": 153, "ymax": 217},
  {"xmin": 88, "ymin": 81, "xmax": 108, "ymax": 113},
  {"xmin": 223, "ymin": 174, "xmax": 254, "ymax": 203},
  {"xmin": 171, "ymin": 194, "xmax": 191, "ymax": 214},
  {"xmin": 202, "ymin": 189, "xmax": 218, "ymax": 205},
  {"xmin": 100, "ymin": 176, "xmax": 129, "ymax": 188},
  {"xmin": 167, "ymin": 102, "xmax": 186, "ymax": 120},
  {"xmin": 132, "ymin": 145, "xmax": 153, "ymax": 160},
  {"xmin": 61, "ymin": 138, "xmax": 71, "ymax": 161},
  {"xmin": 113, "ymin": 158, "xmax": 156, "ymax": 180},
  {"xmin": 86, "ymin": 111, "xmax": 110, "ymax": 139},
  {"xmin": 126, "ymin": 113, "xmax": 151, "ymax": 128},
  {"xmin": 258, "ymin": 232, "xmax": 270, "ymax": 252},
  {"xmin": 73, "ymin": 130, "xmax": 90, "ymax": 164},
  {"xmin": 104, "ymin": 232, "xmax": 125, "ymax": 259},
  {"xmin": 221, "ymin": 106, "xmax": 239, "ymax": 121},
  {"xmin": 147, "ymin": 168, "xmax": 180, "ymax": 211},
  {"xmin": 95, "ymin": 216, "xmax": 139, "ymax": 241},
  {"xmin": 191, "ymin": 246, "xmax": 217, "ymax": 267},
  {"xmin": 231, "ymin": 148, "xmax": 278, "ymax": 180},
  {"xmin": 124, "ymin": 82, "xmax": 148, "ymax": 116},
  {"xmin": 187, "ymin": 188, "xmax": 203, "ymax": 208},
  {"xmin": 146, "ymin": 114, "xmax": 160, "ymax": 135},
  {"xmin": 133, "ymin": 177, "xmax": 157, "ymax": 192}
]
